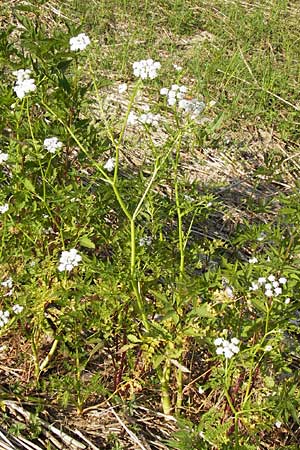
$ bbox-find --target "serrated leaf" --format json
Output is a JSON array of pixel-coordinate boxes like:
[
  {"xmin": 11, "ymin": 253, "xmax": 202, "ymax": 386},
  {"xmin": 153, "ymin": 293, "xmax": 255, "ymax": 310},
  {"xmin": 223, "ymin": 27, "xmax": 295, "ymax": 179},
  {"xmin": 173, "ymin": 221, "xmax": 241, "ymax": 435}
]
[{"xmin": 79, "ymin": 236, "xmax": 95, "ymax": 249}]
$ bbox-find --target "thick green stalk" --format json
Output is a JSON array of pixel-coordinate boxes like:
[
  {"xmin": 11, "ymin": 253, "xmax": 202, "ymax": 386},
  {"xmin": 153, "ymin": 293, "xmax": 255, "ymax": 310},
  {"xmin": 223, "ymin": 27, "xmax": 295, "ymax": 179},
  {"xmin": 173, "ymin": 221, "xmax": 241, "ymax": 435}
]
[{"xmin": 161, "ymin": 359, "xmax": 171, "ymax": 415}]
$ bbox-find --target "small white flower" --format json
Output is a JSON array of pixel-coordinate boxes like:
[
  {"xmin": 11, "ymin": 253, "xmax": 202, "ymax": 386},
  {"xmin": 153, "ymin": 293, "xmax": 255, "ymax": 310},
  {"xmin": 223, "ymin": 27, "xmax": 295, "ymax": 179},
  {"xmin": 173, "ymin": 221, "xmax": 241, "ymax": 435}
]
[
  {"xmin": 58, "ymin": 248, "xmax": 82, "ymax": 272},
  {"xmin": 225, "ymin": 286, "xmax": 234, "ymax": 298},
  {"xmin": 258, "ymin": 277, "xmax": 266, "ymax": 284},
  {"xmin": 231, "ymin": 337, "xmax": 239, "ymax": 345},
  {"xmin": 127, "ymin": 111, "xmax": 138, "ymax": 125},
  {"xmin": 208, "ymin": 100, "xmax": 216, "ymax": 107},
  {"xmin": 285, "ymin": 297, "xmax": 291, "ymax": 305},
  {"xmin": 0, "ymin": 152, "xmax": 8, "ymax": 164},
  {"xmin": 13, "ymin": 69, "xmax": 36, "ymax": 99},
  {"xmin": 1, "ymin": 277, "xmax": 12, "ymax": 289},
  {"xmin": 272, "ymin": 281, "xmax": 279, "ymax": 288},
  {"xmin": 44, "ymin": 137, "xmax": 63, "ymax": 154},
  {"xmin": 249, "ymin": 282, "xmax": 259, "ymax": 291},
  {"xmin": 279, "ymin": 277, "xmax": 287, "ymax": 285},
  {"xmin": 274, "ymin": 286, "xmax": 282, "ymax": 296},
  {"xmin": 139, "ymin": 236, "xmax": 152, "ymax": 247},
  {"xmin": 118, "ymin": 83, "xmax": 127, "ymax": 94},
  {"xmin": 216, "ymin": 347, "xmax": 224, "ymax": 355},
  {"xmin": 173, "ymin": 64, "xmax": 182, "ymax": 71},
  {"xmin": 223, "ymin": 347, "xmax": 234, "ymax": 358},
  {"xmin": 0, "ymin": 310, "xmax": 10, "ymax": 327},
  {"xmin": 104, "ymin": 157, "xmax": 115, "ymax": 172},
  {"xmin": 265, "ymin": 345, "xmax": 272, "ymax": 352},
  {"xmin": 12, "ymin": 304, "xmax": 23, "ymax": 314},
  {"xmin": 167, "ymin": 96, "xmax": 177, "ymax": 106},
  {"xmin": 268, "ymin": 275, "xmax": 276, "ymax": 282},
  {"xmin": 248, "ymin": 257, "xmax": 258, "ymax": 264},
  {"xmin": 198, "ymin": 386, "xmax": 204, "ymax": 394},
  {"xmin": 265, "ymin": 283, "xmax": 272, "ymax": 290},
  {"xmin": 0, "ymin": 203, "xmax": 9, "ymax": 214},
  {"xmin": 265, "ymin": 289, "xmax": 273, "ymax": 297},
  {"xmin": 69, "ymin": 33, "xmax": 90, "ymax": 51},
  {"xmin": 257, "ymin": 232, "xmax": 267, "ymax": 241},
  {"xmin": 214, "ymin": 337, "xmax": 224, "ymax": 346},
  {"xmin": 275, "ymin": 421, "xmax": 282, "ymax": 429},
  {"xmin": 160, "ymin": 87, "xmax": 169, "ymax": 96}
]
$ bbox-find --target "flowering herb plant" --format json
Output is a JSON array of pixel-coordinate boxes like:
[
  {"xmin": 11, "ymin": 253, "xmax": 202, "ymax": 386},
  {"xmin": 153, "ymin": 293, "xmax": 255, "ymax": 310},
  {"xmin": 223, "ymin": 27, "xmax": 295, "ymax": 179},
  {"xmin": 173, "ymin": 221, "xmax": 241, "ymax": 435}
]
[{"xmin": 0, "ymin": 2, "xmax": 300, "ymax": 449}]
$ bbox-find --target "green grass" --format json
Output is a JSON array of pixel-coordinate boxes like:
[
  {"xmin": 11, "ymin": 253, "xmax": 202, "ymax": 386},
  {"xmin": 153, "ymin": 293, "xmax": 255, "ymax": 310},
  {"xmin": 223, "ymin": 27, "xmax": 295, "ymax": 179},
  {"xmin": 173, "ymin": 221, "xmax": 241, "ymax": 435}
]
[{"xmin": 0, "ymin": 1, "xmax": 300, "ymax": 449}]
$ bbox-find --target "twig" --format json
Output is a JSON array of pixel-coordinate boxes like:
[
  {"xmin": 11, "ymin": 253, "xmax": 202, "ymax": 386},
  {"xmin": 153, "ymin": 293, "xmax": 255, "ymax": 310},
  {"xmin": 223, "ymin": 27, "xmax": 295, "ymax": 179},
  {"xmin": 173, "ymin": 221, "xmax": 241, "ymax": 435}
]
[
  {"xmin": 73, "ymin": 429, "xmax": 100, "ymax": 450},
  {"xmin": 110, "ymin": 408, "xmax": 149, "ymax": 450}
]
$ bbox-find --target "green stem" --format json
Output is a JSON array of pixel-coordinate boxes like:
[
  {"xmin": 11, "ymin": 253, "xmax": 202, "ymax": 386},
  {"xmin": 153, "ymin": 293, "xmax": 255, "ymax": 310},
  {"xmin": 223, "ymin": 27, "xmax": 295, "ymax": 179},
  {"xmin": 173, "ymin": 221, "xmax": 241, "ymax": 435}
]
[
  {"xmin": 161, "ymin": 359, "xmax": 171, "ymax": 415},
  {"xmin": 39, "ymin": 339, "xmax": 59, "ymax": 373}
]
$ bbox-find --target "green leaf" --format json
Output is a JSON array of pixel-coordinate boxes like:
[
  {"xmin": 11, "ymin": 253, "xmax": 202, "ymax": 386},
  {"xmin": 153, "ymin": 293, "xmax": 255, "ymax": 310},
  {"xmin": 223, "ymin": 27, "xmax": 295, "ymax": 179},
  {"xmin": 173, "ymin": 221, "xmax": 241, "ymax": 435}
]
[
  {"xmin": 23, "ymin": 178, "xmax": 35, "ymax": 192},
  {"xmin": 79, "ymin": 236, "xmax": 95, "ymax": 249},
  {"xmin": 127, "ymin": 334, "xmax": 142, "ymax": 343}
]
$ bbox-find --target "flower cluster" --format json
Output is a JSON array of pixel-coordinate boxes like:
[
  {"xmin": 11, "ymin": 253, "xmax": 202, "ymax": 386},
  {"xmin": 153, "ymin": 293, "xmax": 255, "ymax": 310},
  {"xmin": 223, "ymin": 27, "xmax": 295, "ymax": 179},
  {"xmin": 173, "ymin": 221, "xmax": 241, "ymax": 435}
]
[
  {"xmin": 69, "ymin": 33, "xmax": 90, "ymax": 51},
  {"xmin": 58, "ymin": 248, "xmax": 82, "ymax": 272},
  {"xmin": 12, "ymin": 304, "xmax": 23, "ymax": 314},
  {"xmin": 139, "ymin": 236, "xmax": 152, "ymax": 247},
  {"xmin": 0, "ymin": 203, "xmax": 9, "ymax": 214},
  {"xmin": 0, "ymin": 151, "xmax": 8, "ymax": 164},
  {"xmin": 104, "ymin": 157, "xmax": 115, "ymax": 172},
  {"xmin": 0, "ymin": 310, "xmax": 9, "ymax": 328},
  {"xmin": 214, "ymin": 337, "xmax": 240, "ymax": 359},
  {"xmin": 0, "ymin": 302, "xmax": 23, "ymax": 328},
  {"xmin": 13, "ymin": 69, "xmax": 36, "ymax": 99},
  {"xmin": 132, "ymin": 59, "xmax": 161, "ymax": 79},
  {"xmin": 1, "ymin": 277, "xmax": 12, "ymax": 289},
  {"xmin": 139, "ymin": 112, "xmax": 161, "ymax": 127},
  {"xmin": 249, "ymin": 275, "xmax": 287, "ymax": 297},
  {"xmin": 178, "ymin": 98, "xmax": 206, "ymax": 119},
  {"xmin": 43, "ymin": 137, "xmax": 63, "ymax": 154},
  {"xmin": 160, "ymin": 84, "xmax": 187, "ymax": 106},
  {"xmin": 1, "ymin": 277, "xmax": 13, "ymax": 297},
  {"xmin": 127, "ymin": 111, "xmax": 160, "ymax": 127}
]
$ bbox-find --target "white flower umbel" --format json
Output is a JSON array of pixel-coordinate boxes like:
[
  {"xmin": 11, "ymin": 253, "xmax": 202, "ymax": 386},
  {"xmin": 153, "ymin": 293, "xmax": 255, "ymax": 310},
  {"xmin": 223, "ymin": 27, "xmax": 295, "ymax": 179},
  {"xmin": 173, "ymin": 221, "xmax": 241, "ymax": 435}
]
[
  {"xmin": 104, "ymin": 157, "xmax": 115, "ymax": 172},
  {"xmin": 178, "ymin": 98, "xmax": 206, "ymax": 119},
  {"xmin": 139, "ymin": 112, "xmax": 161, "ymax": 127},
  {"xmin": 69, "ymin": 33, "xmax": 90, "ymax": 51},
  {"xmin": 0, "ymin": 203, "xmax": 9, "ymax": 214},
  {"xmin": 160, "ymin": 84, "xmax": 187, "ymax": 106},
  {"xmin": 58, "ymin": 248, "xmax": 82, "ymax": 272},
  {"xmin": 250, "ymin": 274, "xmax": 287, "ymax": 298},
  {"xmin": 0, "ymin": 151, "xmax": 8, "ymax": 164},
  {"xmin": 1, "ymin": 277, "xmax": 12, "ymax": 289},
  {"xmin": 43, "ymin": 137, "xmax": 63, "ymax": 154},
  {"xmin": 0, "ymin": 310, "xmax": 10, "ymax": 328},
  {"xmin": 214, "ymin": 337, "xmax": 240, "ymax": 359},
  {"xmin": 132, "ymin": 59, "xmax": 161, "ymax": 79},
  {"xmin": 12, "ymin": 304, "xmax": 23, "ymax": 314},
  {"xmin": 13, "ymin": 69, "xmax": 36, "ymax": 99}
]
